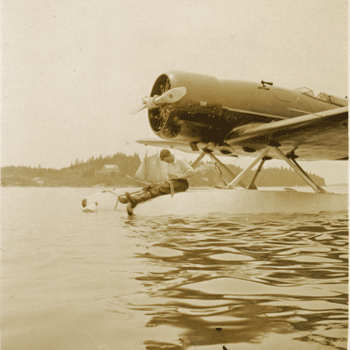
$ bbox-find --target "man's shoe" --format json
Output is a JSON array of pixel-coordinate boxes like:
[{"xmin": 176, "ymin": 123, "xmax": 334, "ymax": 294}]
[
  {"xmin": 118, "ymin": 195, "xmax": 128, "ymax": 204},
  {"xmin": 126, "ymin": 203, "xmax": 134, "ymax": 216},
  {"xmin": 125, "ymin": 192, "xmax": 137, "ymax": 208}
]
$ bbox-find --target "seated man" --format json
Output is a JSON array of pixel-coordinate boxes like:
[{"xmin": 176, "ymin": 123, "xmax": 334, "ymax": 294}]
[{"xmin": 122, "ymin": 149, "xmax": 195, "ymax": 215}]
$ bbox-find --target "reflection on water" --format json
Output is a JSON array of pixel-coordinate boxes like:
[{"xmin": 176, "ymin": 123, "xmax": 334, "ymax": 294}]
[{"xmin": 122, "ymin": 212, "xmax": 348, "ymax": 350}]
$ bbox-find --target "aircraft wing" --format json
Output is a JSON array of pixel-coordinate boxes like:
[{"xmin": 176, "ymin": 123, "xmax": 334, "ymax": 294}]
[
  {"xmin": 137, "ymin": 107, "xmax": 348, "ymax": 161},
  {"xmin": 224, "ymin": 106, "xmax": 348, "ymax": 161}
]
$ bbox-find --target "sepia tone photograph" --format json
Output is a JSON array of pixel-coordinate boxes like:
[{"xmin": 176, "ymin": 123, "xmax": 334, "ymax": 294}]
[{"xmin": 1, "ymin": 0, "xmax": 348, "ymax": 349}]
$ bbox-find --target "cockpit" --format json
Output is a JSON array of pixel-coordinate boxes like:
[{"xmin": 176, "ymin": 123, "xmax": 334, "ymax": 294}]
[{"xmin": 294, "ymin": 87, "xmax": 348, "ymax": 107}]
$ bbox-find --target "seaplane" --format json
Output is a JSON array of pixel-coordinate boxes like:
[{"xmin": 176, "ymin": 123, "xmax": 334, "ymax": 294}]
[{"xmin": 84, "ymin": 71, "xmax": 348, "ymax": 216}]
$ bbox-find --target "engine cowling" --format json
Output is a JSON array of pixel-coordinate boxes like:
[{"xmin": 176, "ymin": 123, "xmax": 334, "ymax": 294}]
[{"xmin": 148, "ymin": 71, "xmax": 224, "ymax": 141}]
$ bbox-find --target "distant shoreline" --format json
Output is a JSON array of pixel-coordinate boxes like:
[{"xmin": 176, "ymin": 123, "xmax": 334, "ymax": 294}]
[{"xmin": 0, "ymin": 152, "xmax": 330, "ymax": 189}]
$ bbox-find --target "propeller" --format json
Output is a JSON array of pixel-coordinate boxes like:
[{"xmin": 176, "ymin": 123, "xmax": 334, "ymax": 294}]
[{"xmin": 129, "ymin": 87, "xmax": 186, "ymax": 115}]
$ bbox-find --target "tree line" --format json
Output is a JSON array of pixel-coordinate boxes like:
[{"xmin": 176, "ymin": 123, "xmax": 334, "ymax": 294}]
[{"xmin": 1, "ymin": 152, "xmax": 325, "ymax": 188}]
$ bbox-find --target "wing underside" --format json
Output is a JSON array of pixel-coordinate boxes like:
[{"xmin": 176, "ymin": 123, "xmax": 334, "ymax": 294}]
[{"xmin": 137, "ymin": 107, "xmax": 348, "ymax": 161}]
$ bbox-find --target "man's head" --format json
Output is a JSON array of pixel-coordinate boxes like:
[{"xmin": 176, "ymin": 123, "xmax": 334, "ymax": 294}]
[{"xmin": 160, "ymin": 149, "xmax": 174, "ymax": 163}]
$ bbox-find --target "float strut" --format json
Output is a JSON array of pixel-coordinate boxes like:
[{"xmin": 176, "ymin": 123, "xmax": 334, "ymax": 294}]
[
  {"xmin": 190, "ymin": 152, "xmax": 206, "ymax": 169},
  {"xmin": 273, "ymin": 147, "xmax": 328, "ymax": 193},
  {"xmin": 207, "ymin": 152, "xmax": 252, "ymax": 189},
  {"xmin": 228, "ymin": 148, "xmax": 270, "ymax": 188},
  {"xmin": 290, "ymin": 158, "xmax": 328, "ymax": 193},
  {"xmin": 247, "ymin": 158, "xmax": 266, "ymax": 189}
]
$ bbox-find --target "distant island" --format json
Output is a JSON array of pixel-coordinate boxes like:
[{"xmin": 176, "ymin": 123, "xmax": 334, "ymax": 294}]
[{"xmin": 1, "ymin": 152, "xmax": 326, "ymax": 188}]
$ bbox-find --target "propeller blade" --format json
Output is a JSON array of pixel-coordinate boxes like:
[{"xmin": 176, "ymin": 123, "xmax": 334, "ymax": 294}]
[
  {"xmin": 129, "ymin": 99, "xmax": 149, "ymax": 115},
  {"xmin": 129, "ymin": 87, "xmax": 186, "ymax": 115},
  {"xmin": 154, "ymin": 87, "xmax": 187, "ymax": 104}
]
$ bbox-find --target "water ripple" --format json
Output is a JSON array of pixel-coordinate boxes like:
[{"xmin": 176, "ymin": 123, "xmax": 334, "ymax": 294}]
[{"xmin": 123, "ymin": 211, "xmax": 348, "ymax": 349}]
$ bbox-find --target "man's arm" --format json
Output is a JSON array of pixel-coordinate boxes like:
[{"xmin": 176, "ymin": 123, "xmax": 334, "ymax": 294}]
[
  {"xmin": 182, "ymin": 158, "xmax": 195, "ymax": 179},
  {"xmin": 181, "ymin": 168, "xmax": 195, "ymax": 179},
  {"xmin": 169, "ymin": 158, "xmax": 195, "ymax": 179},
  {"xmin": 169, "ymin": 169, "xmax": 195, "ymax": 179}
]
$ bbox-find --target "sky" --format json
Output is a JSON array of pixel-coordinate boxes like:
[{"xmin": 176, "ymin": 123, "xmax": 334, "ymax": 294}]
[{"xmin": 1, "ymin": 0, "xmax": 348, "ymax": 184}]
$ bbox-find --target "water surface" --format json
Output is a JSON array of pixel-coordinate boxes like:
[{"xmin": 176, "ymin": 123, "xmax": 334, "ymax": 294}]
[{"xmin": 1, "ymin": 187, "xmax": 348, "ymax": 349}]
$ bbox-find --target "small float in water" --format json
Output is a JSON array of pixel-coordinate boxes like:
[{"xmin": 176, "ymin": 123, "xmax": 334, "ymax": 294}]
[{"xmin": 82, "ymin": 202, "xmax": 98, "ymax": 213}]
